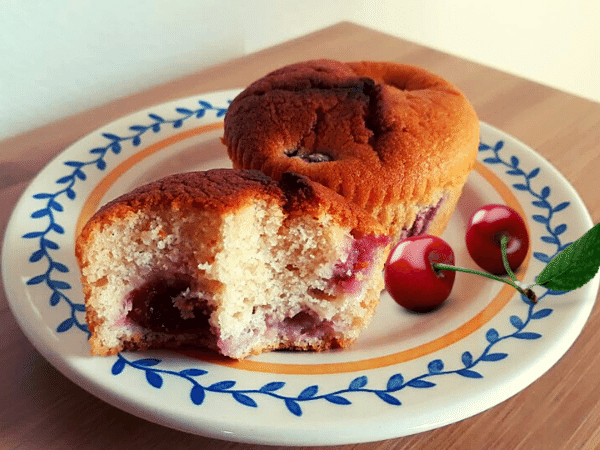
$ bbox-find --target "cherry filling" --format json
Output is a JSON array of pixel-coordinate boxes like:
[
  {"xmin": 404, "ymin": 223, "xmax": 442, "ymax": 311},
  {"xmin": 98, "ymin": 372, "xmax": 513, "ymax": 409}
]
[
  {"xmin": 332, "ymin": 235, "xmax": 391, "ymax": 294},
  {"xmin": 399, "ymin": 197, "xmax": 445, "ymax": 241},
  {"xmin": 282, "ymin": 310, "xmax": 336, "ymax": 341},
  {"xmin": 284, "ymin": 146, "xmax": 333, "ymax": 163},
  {"xmin": 126, "ymin": 274, "xmax": 211, "ymax": 333}
]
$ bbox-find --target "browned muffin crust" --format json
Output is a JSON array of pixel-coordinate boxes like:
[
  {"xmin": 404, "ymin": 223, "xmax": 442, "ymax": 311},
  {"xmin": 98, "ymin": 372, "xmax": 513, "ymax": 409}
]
[
  {"xmin": 78, "ymin": 169, "xmax": 282, "ymax": 227},
  {"xmin": 77, "ymin": 169, "xmax": 386, "ymax": 261},
  {"xmin": 223, "ymin": 59, "xmax": 479, "ymax": 237}
]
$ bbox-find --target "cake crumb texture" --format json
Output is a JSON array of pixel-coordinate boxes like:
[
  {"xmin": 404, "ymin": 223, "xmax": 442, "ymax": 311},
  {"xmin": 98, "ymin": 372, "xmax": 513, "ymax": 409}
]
[{"xmin": 76, "ymin": 169, "xmax": 390, "ymax": 359}]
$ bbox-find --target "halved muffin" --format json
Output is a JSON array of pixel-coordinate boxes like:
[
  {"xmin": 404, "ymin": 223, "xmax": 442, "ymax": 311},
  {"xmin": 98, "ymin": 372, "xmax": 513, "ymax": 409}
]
[{"xmin": 76, "ymin": 169, "xmax": 391, "ymax": 359}]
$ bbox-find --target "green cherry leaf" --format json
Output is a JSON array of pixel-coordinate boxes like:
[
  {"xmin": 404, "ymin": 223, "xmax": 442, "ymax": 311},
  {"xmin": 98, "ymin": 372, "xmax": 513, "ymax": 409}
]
[{"xmin": 535, "ymin": 222, "xmax": 600, "ymax": 291}]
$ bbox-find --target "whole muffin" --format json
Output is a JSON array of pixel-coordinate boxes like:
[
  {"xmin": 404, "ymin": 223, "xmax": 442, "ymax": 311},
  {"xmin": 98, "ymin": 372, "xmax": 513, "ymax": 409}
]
[{"xmin": 223, "ymin": 59, "xmax": 480, "ymax": 244}]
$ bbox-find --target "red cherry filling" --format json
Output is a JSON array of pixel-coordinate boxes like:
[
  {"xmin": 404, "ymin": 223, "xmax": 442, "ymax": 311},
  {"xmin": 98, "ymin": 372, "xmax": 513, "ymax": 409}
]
[
  {"xmin": 384, "ymin": 235, "xmax": 456, "ymax": 312},
  {"xmin": 281, "ymin": 310, "xmax": 336, "ymax": 341},
  {"xmin": 398, "ymin": 196, "xmax": 445, "ymax": 241},
  {"xmin": 126, "ymin": 273, "xmax": 211, "ymax": 333},
  {"xmin": 466, "ymin": 204, "xmax": 529, "ymax": 275},
  {"xmin": 284, "ymin": 147, "xmax": 333, "ymax": 163},
  {"xmin": 332, "ymin": 234, "xmax": 391, "ymax": 294}
]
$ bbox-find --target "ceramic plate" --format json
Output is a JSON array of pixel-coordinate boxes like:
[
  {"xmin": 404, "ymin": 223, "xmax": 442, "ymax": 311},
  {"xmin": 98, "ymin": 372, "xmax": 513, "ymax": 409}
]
[{"xmin": 3, "ymin": 90, "xmax": 598, "ymax": 446}]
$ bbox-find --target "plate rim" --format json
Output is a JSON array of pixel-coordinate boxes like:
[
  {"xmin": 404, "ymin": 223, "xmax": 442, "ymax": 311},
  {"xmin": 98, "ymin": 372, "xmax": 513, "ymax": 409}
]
[{"xmin": 2, "ymin": 90, "xmax": 598, "ymax": 446}]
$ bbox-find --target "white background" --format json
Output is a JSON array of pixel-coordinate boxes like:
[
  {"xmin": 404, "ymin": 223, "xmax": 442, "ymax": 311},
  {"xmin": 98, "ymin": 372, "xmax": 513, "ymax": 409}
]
[{"xmin": 2, "ymin": 0, "xmax": 599, "ymax": 142}]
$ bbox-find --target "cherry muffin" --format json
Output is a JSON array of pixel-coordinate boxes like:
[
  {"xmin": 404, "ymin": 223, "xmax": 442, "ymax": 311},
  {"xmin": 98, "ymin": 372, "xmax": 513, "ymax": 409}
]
[
  {"xmin": 223, "ymin": 59, "xmax": 479, "ymax": 244},
  {"xmin": 76, "ymin": 169, "xmax": 390, "ymax": 359}
]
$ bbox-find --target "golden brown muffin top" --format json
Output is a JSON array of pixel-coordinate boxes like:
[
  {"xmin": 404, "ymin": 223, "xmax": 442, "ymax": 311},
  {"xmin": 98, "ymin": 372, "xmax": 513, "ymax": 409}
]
[
  {"xmin": 223, "ymin": 59, "xmax": 480, "ymax": 207},
  {"xmin": 76, "ymin": 169, "xmax": 387, "ymax": 251}
]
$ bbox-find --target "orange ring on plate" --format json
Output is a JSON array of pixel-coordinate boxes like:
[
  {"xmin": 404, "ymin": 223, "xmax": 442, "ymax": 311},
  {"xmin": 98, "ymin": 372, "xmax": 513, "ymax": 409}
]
[{"xmin": 78, "ymin": 124, "xmax": 531, "ymax": 375}]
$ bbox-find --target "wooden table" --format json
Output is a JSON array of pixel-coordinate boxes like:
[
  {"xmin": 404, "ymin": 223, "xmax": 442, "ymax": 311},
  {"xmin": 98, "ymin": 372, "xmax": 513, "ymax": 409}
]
[{"xmin": 2, "ymin": 22, "xmax": 600, "ymax": 450}]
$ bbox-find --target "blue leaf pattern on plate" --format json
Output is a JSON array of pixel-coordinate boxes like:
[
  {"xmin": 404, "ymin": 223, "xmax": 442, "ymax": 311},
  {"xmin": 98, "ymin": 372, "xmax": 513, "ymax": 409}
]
[
  {"xmin": 22, "ymin": 100, "xmax": 228, "ymax": 336},
  {"xmin": 24, "ymin": 108, "xmax": 570, "ymax": 417}
]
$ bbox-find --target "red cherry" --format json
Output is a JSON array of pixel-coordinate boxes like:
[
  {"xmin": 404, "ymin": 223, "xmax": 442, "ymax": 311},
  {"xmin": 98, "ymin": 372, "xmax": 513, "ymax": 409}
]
[
  {"xmin": 465, "ymin": 204, "xmax": 529, "ymax": 275},
  {"xmin": 384, "ymin": 235, "xmax": 456, "ymax": 312}
]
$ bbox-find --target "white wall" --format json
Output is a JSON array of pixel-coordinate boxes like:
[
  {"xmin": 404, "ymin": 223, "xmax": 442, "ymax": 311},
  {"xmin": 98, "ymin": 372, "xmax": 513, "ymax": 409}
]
[{"xmin": 2, "ymin": 0, "xmax": 599, "ymax": 142}]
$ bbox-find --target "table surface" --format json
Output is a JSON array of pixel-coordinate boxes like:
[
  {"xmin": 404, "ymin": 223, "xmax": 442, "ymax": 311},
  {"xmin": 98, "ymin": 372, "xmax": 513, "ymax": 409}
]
[{"xmin": 2, "ymin": 22, "xmax": 600, "ymax": 450}]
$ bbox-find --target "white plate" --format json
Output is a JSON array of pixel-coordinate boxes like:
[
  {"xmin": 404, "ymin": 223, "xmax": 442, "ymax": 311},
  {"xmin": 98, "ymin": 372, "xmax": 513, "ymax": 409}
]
[{"xmin": 3, "ymin": 90, "xmax": 598, "ymax": 446}]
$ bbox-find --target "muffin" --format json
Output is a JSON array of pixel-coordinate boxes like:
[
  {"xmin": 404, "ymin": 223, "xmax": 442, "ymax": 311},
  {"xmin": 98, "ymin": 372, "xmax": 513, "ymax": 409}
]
[
  {"xmin": 223, "ymin": 59, "xmax": 480, "ymax": 244},
  {"xmin": 76, "ymin": 169, "xmax": 391, "ymax": 359}
]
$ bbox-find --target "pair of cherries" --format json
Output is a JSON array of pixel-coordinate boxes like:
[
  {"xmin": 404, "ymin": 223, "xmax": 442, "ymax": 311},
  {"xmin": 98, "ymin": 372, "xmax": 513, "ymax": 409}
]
[{"xmin": 384, "ymin": 204, "xmax": 530, "ymax": 312}]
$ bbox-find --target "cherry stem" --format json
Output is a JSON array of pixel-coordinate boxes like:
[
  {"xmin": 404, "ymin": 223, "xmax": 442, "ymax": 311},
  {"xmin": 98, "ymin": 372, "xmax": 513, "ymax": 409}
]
[
  {"xmin": 433, "ymin": 263, "xmax": 537, "ymax": 303},
  {"xmin": 500, "ymin": 235, "xmax": 518, "ymax": 283},
  {"xmin": 432, "ymin": 231, "xmax": 538, "ymax": 303}
]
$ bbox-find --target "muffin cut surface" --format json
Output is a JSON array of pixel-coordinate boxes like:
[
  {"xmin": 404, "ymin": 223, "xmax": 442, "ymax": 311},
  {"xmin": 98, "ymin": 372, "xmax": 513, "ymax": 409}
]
[{"xmin": 76, "ymin": 169, "xmax": 391, "ymax": 359}]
